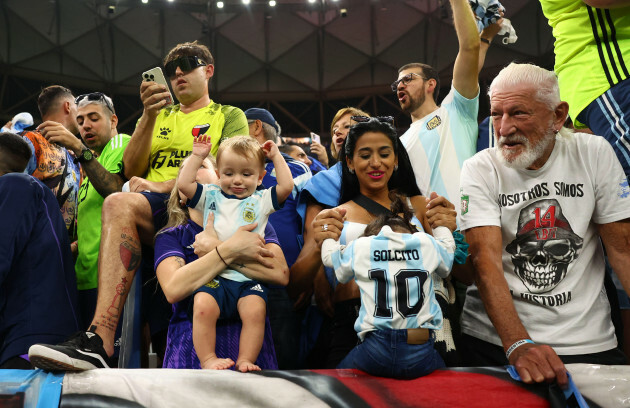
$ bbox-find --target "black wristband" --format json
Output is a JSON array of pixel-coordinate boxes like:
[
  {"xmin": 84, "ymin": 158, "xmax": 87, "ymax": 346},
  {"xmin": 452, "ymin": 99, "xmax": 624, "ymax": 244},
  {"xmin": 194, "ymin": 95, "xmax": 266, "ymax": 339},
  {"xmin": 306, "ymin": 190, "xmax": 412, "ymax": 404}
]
[
  {"xmin": 480, "ymin": 37, "xmax": 491, "ymax": 45},
  {"xmin": 216, "ymin": 246, "xmax": 229, "ymax": 267}
]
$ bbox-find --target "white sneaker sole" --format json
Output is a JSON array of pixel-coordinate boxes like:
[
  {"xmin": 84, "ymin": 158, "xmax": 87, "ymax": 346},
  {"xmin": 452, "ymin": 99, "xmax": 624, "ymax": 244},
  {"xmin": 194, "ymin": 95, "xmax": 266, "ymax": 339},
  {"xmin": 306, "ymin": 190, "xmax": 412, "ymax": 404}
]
[{"xmin": 28, "ymin": 345, "xmax": 108, "ymax": 371}]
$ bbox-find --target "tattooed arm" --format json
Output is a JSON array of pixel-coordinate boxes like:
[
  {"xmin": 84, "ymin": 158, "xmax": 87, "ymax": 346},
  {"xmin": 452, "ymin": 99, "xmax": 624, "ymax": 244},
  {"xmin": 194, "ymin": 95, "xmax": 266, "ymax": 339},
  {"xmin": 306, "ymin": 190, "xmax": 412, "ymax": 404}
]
[
  {"xmin": 83, "ymin": 160, "xmax": 125, "ymax": 198},
  {"xmin": 38, "ymin": 120, "xmax": 125, "ymax": 197}
]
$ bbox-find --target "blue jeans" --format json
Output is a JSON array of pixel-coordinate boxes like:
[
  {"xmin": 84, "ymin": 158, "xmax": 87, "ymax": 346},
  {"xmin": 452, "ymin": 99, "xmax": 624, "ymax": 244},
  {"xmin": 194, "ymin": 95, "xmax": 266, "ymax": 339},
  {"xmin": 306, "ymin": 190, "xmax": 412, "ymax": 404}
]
[{"xmin": 337, "ymin": 329, "xmax": 444, "ymax": 379}]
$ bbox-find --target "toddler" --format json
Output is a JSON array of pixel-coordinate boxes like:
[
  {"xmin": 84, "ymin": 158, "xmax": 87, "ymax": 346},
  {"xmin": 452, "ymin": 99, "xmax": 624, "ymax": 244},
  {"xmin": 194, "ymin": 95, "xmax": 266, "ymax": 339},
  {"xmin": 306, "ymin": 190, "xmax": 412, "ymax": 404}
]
[{"xmin": 178, "ymin": 135, "xmax": 293, "ymax": 372}]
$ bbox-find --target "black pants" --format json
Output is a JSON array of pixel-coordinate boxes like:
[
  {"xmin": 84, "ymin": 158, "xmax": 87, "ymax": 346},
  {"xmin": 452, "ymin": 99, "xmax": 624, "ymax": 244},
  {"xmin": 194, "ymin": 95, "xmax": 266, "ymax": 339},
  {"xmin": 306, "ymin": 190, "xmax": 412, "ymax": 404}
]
[{"xmin": 0, "ymin": 356, "xmax": 33, "ymax": 370}]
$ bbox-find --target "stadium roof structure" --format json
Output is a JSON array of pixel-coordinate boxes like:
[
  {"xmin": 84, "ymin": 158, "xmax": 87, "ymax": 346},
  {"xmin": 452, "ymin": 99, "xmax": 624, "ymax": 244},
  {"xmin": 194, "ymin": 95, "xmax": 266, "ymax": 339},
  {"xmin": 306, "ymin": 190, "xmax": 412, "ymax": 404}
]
[{"xmin": 0, "ymin": 0, "xmax": 554, "ymax": 136}]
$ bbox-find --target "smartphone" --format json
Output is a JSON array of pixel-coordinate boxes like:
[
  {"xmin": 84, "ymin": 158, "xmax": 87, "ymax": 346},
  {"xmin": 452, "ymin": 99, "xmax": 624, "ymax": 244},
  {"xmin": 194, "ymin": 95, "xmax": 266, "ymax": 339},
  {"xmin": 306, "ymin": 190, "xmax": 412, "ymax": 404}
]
[
  {"xmin": 142, "ymin": 67, "xmax": 173, "ymax": 105},
  {"xmin": 310, "ymin": 132, "xmax": 321, "ymax": 144}
]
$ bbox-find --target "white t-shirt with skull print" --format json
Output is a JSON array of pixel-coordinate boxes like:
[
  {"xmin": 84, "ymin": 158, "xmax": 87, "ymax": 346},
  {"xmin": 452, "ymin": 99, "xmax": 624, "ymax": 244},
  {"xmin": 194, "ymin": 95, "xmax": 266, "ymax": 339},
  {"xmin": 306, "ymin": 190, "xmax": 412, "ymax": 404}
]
[{"xmin": 459, "ymin": 132, "xmax": 630, "ymax": 355}]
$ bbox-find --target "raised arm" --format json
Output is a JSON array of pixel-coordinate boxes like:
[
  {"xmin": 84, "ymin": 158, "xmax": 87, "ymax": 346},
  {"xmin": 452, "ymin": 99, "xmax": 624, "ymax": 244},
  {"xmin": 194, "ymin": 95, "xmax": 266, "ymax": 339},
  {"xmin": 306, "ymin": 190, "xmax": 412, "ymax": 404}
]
[
  {"xmin": 450, "ymin": 0, "xmax": 481, "ymax": 99},
  {"xmin": 478, "ymin": 18, "xmax": 504, "ymax": 74},
  {"xmin": 263, "ymin": 140, "xmax": 294, "ymax": 204},
  {"xmin": 178, "ymin": 136, "xmax": 210, "ymax": 200},
  {"xmin": 123, "ymin": 81, "xmax": 171, "ymax": 179},
  {"xmin": 465, "ymin": 225, "xmax": 568, "ymax": 387}
]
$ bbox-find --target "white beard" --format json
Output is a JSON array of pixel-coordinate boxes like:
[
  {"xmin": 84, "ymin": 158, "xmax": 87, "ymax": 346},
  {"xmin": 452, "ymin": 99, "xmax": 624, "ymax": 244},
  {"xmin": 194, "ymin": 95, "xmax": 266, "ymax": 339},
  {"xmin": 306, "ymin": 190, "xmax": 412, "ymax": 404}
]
[{"xmin": 495, "ymin": 128, "xmax": 556, "ymax": 169}]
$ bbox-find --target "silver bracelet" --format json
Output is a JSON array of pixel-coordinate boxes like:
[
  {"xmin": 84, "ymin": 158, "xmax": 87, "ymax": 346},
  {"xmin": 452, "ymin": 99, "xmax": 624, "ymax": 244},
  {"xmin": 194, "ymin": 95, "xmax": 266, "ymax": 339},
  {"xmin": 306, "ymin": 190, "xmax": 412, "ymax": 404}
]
[{"xmin": 505, "ymin": 339, "xmax": 534, "ymax": 361}]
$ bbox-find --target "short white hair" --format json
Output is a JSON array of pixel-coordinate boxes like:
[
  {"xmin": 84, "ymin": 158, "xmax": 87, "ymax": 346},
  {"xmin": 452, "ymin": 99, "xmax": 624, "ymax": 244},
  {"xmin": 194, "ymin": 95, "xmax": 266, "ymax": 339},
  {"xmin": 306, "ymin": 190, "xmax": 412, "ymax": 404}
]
[
  {"xmin": 489, "ymin": 63, "xmax": 561, "ymax": 110},
  {"xmin": 77, "ymin": 94, "xmax": 115, "ymax": 116}
]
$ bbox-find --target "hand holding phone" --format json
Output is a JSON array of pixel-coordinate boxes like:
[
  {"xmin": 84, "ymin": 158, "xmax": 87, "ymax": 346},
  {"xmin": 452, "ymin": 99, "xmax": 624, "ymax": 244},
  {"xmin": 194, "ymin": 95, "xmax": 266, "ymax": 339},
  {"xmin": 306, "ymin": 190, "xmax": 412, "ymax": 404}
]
[{"xmin": 142, "ymin": 67, "xmax": 173, "ymax": 106}]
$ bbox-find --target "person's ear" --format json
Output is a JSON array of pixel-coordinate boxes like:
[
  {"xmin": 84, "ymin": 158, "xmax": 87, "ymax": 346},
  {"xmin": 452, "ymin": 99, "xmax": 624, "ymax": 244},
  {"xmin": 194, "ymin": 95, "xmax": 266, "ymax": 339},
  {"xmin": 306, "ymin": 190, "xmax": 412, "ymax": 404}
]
[
  {"xmin": 110, "ymin": 113, "xmax": 118, "ymax": 130},
  {"xmin": 257, "ymin": 169, "xmax": 266, "ymax": 185},
  {"xmin": 346, "ymin": 156, "xmax": 354, "ymax": 173},
  {"xmin": 205, "ymin": 64, "xmax": 215, "ymax": 80},
  {"xmin": 553, "ymin": 101, "xmax": 570, "ymax": 133},
  {"xmin": 64, "ymin": 100, "xmax": 72, "ymax": 115},
  {"xmin": 425, "ymin": 78, "xmax": 437, "ymax": 96}
]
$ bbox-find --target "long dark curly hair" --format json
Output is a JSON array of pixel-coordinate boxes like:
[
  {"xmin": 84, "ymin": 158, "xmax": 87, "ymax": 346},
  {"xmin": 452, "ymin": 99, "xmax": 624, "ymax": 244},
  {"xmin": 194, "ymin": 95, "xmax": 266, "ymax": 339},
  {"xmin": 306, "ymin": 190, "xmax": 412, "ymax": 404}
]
[{"xmin": 339, "ymin": 118, "xmax": 422, "ymax": 204}]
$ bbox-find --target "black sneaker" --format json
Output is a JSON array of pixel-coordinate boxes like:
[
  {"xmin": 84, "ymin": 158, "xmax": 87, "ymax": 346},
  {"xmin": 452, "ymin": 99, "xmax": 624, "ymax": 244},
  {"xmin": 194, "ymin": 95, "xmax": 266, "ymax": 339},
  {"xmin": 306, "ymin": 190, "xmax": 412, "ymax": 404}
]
[{"xmin": 28, "ymin": 326, "xmax": 111, "ymax": 371}]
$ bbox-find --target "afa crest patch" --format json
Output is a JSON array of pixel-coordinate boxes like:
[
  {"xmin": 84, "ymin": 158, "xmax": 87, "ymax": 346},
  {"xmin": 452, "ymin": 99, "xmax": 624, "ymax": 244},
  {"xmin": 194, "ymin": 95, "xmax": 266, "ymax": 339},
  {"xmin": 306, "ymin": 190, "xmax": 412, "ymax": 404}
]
[
  {"xmin": 242, "ymin": 203, "xmax": 256, "ymax": 223},
  {"xmin": 204, "ymin": 279, "xmax": 220, "ymax": 289},
  {"xmin": 426, "ymin": 115, "xmax": 442, "ymax": 131},
  {"xmin": 461, "ymin": 194, "xmax": 470, "ymax": 215}
]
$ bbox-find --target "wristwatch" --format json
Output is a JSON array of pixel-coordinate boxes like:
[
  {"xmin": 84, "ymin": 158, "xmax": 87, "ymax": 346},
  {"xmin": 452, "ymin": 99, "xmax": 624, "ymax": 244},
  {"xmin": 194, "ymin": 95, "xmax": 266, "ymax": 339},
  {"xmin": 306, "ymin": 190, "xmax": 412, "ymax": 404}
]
[{"xmin": 74, "ymin": 148, "xmax": 94, "ymax": 164}]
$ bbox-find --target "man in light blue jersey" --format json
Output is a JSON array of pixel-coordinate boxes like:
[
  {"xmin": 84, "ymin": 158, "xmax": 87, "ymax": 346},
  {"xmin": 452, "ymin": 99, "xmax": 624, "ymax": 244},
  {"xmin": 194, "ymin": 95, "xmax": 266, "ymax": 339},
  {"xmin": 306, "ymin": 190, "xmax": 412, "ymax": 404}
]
[{"xmin": 393, "ymin": 0, "xmax": 480, "ymax": 208}]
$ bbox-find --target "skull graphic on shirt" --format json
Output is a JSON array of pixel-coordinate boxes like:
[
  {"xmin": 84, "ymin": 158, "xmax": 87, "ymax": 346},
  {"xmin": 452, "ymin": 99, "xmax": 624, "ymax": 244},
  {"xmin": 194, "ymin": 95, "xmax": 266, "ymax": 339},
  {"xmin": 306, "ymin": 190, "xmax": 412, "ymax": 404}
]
[{"xmin": 506, "ymin": 199, "xmax": 583, "ymax": 294}]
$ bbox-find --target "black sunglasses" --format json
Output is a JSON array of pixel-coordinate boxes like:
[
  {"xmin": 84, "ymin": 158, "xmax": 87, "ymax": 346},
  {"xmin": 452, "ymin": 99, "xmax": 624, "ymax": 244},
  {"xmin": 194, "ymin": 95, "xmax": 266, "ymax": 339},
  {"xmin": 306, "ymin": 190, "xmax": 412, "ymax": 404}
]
[
  {"xmin": 75, "ymin": 92, "xmax": 115, "ymax": 114},
  {"xmin": 350, "ymin": 115, "xmax": 395, "ymax": 125},
  {"xmin": 164, "ymin": 56, "xmax": 207, "ymax": 78}
]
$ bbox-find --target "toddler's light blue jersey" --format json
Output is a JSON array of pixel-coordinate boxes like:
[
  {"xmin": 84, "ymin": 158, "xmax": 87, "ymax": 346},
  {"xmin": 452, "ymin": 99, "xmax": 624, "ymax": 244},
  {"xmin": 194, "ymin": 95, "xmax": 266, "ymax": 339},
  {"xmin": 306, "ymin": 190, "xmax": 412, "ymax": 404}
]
[
  {"xmin": 189, "ymin": 183, "xmax": 280, "ymax": 281},
  {"xmin": 322, "ymin": 226, "xmax": 455, "ymax": 341}
]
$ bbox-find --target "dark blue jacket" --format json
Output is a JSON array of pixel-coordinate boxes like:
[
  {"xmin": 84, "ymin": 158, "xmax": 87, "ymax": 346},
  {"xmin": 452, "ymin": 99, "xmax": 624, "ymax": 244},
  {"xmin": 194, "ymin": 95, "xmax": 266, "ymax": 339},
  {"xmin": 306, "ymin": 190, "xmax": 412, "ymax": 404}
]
[{"xmin": 0, "ymin": 173, "xmax": 79, "ymax": 365}]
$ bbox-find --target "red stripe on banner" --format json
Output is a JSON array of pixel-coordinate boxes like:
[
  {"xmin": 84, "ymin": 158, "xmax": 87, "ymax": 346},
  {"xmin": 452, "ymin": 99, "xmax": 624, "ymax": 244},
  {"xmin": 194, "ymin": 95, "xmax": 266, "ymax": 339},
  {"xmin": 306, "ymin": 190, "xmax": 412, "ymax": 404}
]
[{"xmin": 317, "ymin": 369, "xmax": 550, "ymax": 408}]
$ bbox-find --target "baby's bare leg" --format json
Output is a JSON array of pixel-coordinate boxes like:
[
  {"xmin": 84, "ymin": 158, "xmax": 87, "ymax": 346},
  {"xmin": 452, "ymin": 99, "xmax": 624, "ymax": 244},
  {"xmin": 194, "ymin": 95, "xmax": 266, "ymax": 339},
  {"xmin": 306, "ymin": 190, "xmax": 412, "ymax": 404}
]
[
  {"xmin": 235, "ymin": 295, "xmax": 266, "ymax": 372},
  {"xmin": 193, "ymin": 292, "xmax": 234, "ymax": 370}
]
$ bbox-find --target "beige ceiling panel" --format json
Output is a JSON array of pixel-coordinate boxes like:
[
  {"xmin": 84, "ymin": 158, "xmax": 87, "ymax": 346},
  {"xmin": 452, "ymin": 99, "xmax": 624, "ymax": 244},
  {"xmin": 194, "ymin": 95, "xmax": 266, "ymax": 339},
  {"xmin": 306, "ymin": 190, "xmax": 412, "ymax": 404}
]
[
  {"xmin": 219, "ymin": 12, "xmax": 266, "ymax": 62},
  {"xmin": 295, "ymin": 8, "xmax": 337, "ymax": 27},
  {"xmin": 60, "ymin": 53, "xmax": 104, "ymax": 81},
  {"xmin": 214, "ymin": 34, "xmax": 264, "ymax": 91},
  {"xmin": 376, "ymin": 23, "xmax": 432, "ymax": 70},
  {"xmin": 268, "ymin": 69, "xmax": 313, "ymax": 92},
  {"xmin": 58, "ymin": 0, "xmax": 106, "ymax": 45},
  {"xmin": 112, "ymin": 29, "xmax": 163, "ymax": 84},
  {"xmin": 113, "ymin": 7, "xmax": 163, "ymax": 58},
  {"xmin": 63, "ymin": 30, "xmax": 112, "ymax": 81},
  {"xmin": 268, "ymin": 11, "xmax": 316, "ymax": 62},
  {"xmin": 16, "ymin": 51, "xmax": 61, "ymax": 76},
  {"xmin": 328, "ymin": 64, "xmax": 371, "ymax": 91},
  {"xmin": 322, "ymin": 33, "xmax": 369, "ymax": 89},
  {"xmin": 5, "ymin": 0, "xmax": 57, "ymax": 44},
  {"xmin": 373, "ymin": 61, "xmax": 399, "ymax": 87},
  {"xmin": 272, "ymin": 34, "xmax": 318, "ymax": 90},
  {"xmin": 163, "ymin": 10, "xmax": 205, "ymax": 53},
  {"xmin": 224, "ymin": 70, "xmax": 268, "ymax": 93},
  {"xmin": 373, "ymin": 3, "xmax": 425, "ymax": 55},
  {"xmin": 324, "ymin": 3, "xmax": 371, "ymax": 56},
  {"xmin": 6, "ymin": 16, "xmax": 54, "ymax": 64}
]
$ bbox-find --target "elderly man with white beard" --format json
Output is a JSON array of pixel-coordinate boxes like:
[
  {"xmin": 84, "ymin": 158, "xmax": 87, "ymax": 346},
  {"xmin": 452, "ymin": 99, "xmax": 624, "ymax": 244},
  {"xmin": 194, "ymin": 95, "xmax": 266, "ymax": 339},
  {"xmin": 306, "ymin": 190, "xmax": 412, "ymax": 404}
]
[{"xmin": 458, "ymin": 63, "xmax": 630, "ymax": 388}]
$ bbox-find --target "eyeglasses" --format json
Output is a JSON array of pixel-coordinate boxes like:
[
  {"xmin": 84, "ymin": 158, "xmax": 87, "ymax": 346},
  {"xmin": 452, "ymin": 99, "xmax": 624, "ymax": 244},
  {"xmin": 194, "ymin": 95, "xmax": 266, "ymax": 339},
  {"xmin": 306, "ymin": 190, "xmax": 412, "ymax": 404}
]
[
  {"xmin": 390, "ymin": 72, "xmax": 426, "ymax": 92},
  {"xmin": 75, "ymin": 92, "xmax": 115, "ymax": 114},
  {"xmin": 164, "ymin": 56, "xmax": 207, "ymax": 78},
  {"xmin": 350, "ymin": 115, "xmax": 395, "ymax": 125}
]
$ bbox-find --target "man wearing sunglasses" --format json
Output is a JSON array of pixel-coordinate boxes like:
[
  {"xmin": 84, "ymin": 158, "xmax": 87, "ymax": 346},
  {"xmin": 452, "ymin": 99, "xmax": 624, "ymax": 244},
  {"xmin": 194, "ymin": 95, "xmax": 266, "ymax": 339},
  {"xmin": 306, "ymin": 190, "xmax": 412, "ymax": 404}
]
[
  {"xmin": 29, "ymin": 42, "xmax": 249, "ymax": 371},
  {"xmin": 393, "ymin": 0, "xmax": 480, "ymax": 210}
]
